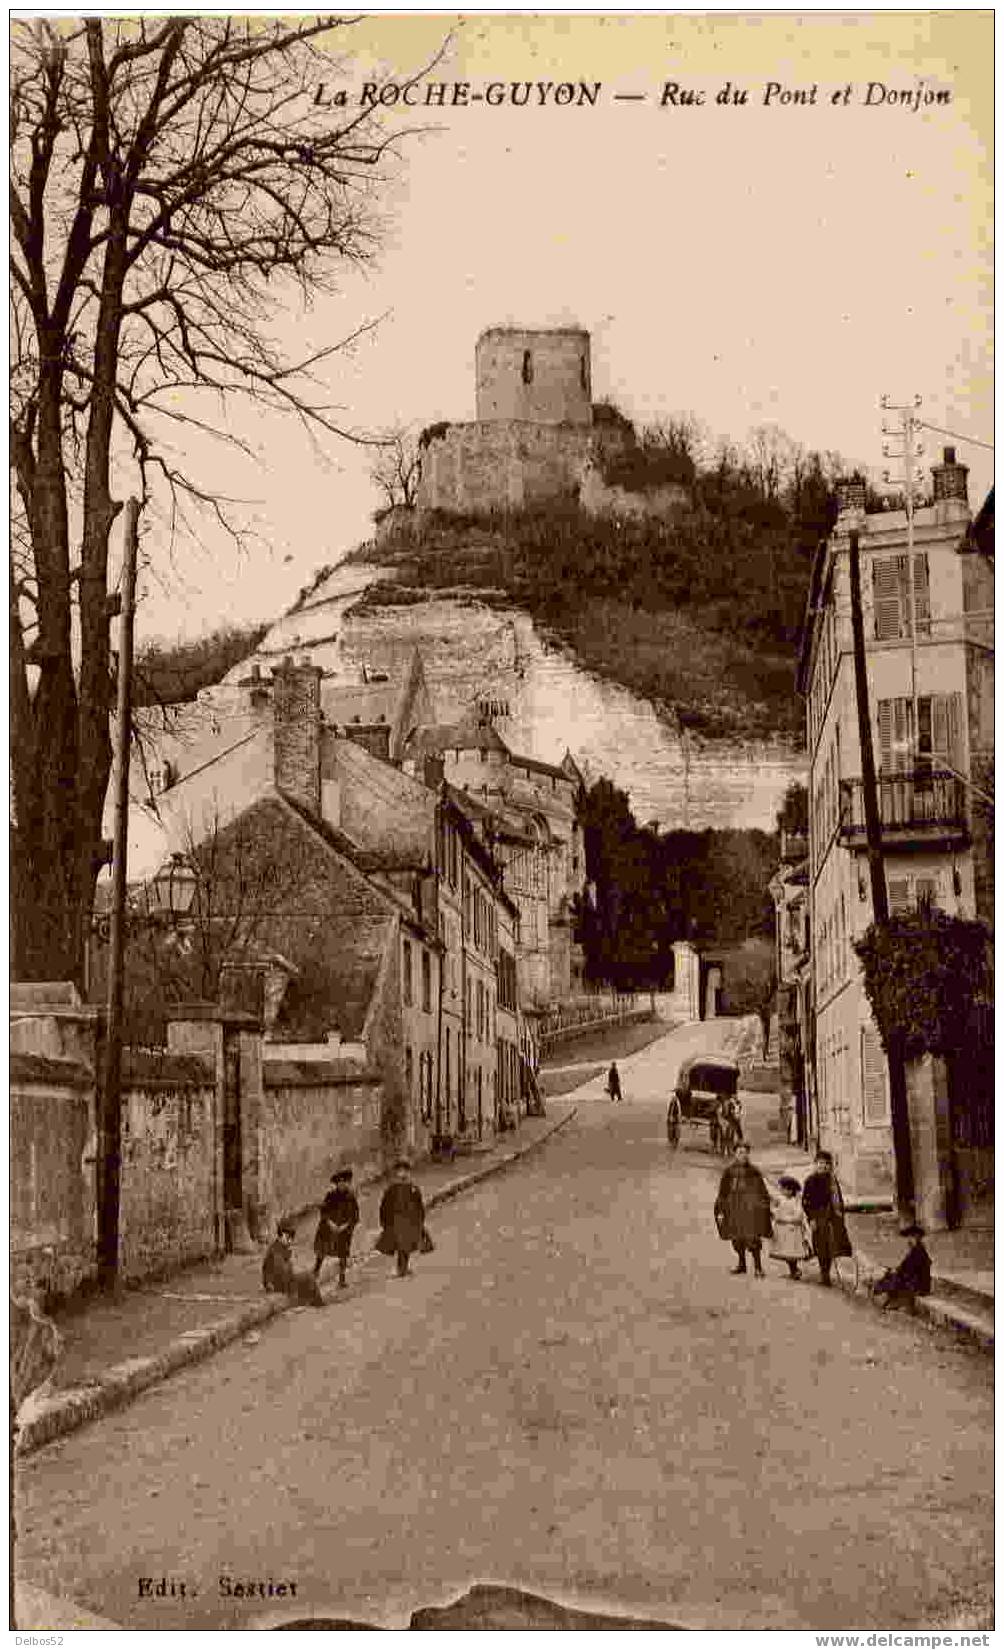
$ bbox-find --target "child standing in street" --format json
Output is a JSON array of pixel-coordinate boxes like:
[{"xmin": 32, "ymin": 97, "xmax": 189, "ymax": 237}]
[
  {"xmin": 770, "ymin": 1175, "xmax": 811, "ymax": 1279},
  {"xmin": 377, "ymin": 1159, "xmax": 428, "ymax": 1277},
  {"xmin": 313, "ymin": 1167, "xmax": 359, "ymax": 1289}
]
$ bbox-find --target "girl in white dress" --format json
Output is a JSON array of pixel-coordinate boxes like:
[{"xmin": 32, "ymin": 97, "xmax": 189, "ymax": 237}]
[{"xmin": 770, "ymin": 1175, "xmax": 811, "ymax": 1279}]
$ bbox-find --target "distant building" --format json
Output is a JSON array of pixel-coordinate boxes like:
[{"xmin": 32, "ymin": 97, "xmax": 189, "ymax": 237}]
[
  {"xmin": 402, "ymin": 716, "xmax": 586, "ymax": 1007},
  {"xmin": 796, "ymin": 454, "xmax": 993, "ymax": 1221}
]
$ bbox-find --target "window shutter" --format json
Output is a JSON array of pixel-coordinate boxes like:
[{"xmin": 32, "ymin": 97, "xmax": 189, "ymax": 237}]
[
  {"xmin": 873, "ymin": 557, "xmax": 902, "ymax": 640},
  {"xmin": 877, "ymin": 700, "xmax": 894, "ymax": 770},
  {"xmin": 878, "ymin": 699, "xmax": 913, "ymax": 774},
  {"xmin": 888, "ymin": 878, "xmax": 910, "ymax": 913},
  {"xmin": 941, "ymin": 692, "xmax": 964, "ymax": 768},
  {"xmin": 861, "ymin": 1023, "xmax": 889, "ymax": 1123},
  {"xmin": 912, "ymin": 554, "xmax": 931, "ymax": 637}
]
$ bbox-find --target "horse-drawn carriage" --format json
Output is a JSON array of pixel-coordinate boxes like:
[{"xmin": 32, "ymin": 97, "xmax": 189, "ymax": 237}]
[{"xmin": 666, "ymin": 1053, "xmax": 743, "ymax": 1153}]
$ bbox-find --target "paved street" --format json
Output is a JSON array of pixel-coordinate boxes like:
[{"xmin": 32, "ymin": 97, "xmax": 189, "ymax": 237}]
[{"xmin": 16, "ymin": 1022, "xmax": 993, "ymax": 1632}]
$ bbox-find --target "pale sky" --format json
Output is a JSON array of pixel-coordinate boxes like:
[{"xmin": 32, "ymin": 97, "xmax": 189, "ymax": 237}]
[{"xmin": 124, "ymin": 11, "xmax": 994, "ymax": 642}]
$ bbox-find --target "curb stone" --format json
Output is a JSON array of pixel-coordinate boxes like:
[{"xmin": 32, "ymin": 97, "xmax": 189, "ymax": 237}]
[
  {"xmin": 15, "ymin": 1106, "xmax": 577, "ymax": 1458},
  {"xmin": 851, "ymin": 1244, "xmax": 994, "ymax": 1353}
]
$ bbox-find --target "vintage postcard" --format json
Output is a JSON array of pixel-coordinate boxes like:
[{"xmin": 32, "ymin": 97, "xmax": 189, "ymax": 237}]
[{"xmin": 10, "ymin": 10, "xmax": 993, "ymax": 1635}]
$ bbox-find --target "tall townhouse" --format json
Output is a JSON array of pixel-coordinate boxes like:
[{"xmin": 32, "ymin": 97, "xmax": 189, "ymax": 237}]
[
  {"xmin": 403, "ymin": 719, "xmax": 586, "ymax": 1008},
  {"xmin": 796, "ymin": 454, "xmax": 993, "ymax": 1217},
  {"xmin": 496, "ymin": 897, "xmax": 521, "ymax": 1123}
]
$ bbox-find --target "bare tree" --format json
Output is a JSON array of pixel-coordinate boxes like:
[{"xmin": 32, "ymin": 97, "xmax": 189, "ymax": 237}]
[
  {"xmin": 10, "ymin": 17, "xmax": 413, "ymax": 983},
  {"xmin": 747, "ymin": 423, "xmax": 799, "ymax": 504},
  {"xmin": 370, "ymin": 427, "xmax": 423, "ymax": 511}
]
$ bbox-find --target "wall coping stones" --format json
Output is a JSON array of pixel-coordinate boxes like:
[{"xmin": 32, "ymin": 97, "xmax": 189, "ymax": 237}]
[
  {"xmin": 263, "ymin": 1058, "xmax": 381, "ymax": 1088},
  {"xmin": 10, "ymin": 1052, "xmax": 94, "ymax": 1089},
  {"xmin": 122, "ymin": 1049, "xmax": 214, "ymax": 1088}
]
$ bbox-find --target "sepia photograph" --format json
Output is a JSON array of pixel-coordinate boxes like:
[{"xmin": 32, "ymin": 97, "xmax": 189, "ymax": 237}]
[{"xmin": 9, "ymin": 8, "xmax": 993, "ymax": 1634}]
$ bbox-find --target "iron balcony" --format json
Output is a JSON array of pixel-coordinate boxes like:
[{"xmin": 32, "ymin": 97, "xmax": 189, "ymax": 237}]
[{"xmin": 839, "ymin": 770, "xmax": 969, "ymax": 848}]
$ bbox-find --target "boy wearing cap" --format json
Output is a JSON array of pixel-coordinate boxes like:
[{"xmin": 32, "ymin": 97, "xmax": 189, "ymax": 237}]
[
  {"xmin": 872, "ymin": 1224, "xmax": 932, "ymax": 1312},
  {"xmin": 313, "ymin": 1167, "xmax": 359, "ymax": 1289}
]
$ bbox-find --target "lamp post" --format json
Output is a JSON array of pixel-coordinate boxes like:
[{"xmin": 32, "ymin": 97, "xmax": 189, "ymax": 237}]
[{"xmin": 149, "ymin": 852, "xmax": 198, "ymax": 921}]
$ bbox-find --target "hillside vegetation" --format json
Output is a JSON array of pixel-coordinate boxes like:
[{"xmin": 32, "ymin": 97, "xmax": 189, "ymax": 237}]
[
  {"xmin": 134, "ymin": 621, "xmax": 269, "ymax": 705},
  {"xmin": 354, "ymin": 420, "xmax": 843, "ymax": 738}
]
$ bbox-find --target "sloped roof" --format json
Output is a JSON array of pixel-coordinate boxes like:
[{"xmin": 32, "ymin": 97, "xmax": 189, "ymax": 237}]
[{"xmin": 408, "ymin": 719, "xmax": 511, "ymax": 757}]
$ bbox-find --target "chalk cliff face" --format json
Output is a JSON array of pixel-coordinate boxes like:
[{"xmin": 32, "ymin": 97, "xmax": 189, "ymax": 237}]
[{"xmin": 222, "ymin": 560, "xmax": 806, "ymax": 833}]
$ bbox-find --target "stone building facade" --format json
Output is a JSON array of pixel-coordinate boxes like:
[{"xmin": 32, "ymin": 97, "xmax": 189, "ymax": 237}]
[{"xmin": 797, "ymin": 455, "xmax": 993, "ymax": 1221}]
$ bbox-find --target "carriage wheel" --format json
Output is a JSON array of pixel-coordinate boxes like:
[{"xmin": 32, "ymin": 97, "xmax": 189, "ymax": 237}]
[{"xmin": 666, "ymin": 1102, "xmax": 682, "ymax": 1149}]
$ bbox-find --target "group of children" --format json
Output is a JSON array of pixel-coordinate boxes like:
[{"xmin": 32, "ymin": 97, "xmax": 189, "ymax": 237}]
[
  {"xmin": 261, "ymin": 1158, "xmax": 431, "ymax": 1305},
  {"xmin": 770, "ymin": 1171, "xmax": 932, "ymax": 1306}
]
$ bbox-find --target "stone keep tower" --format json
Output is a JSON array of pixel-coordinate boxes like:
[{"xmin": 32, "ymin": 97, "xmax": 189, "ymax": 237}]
[{"xmin": 475, "ymin": 327, "xmax": 592, "ymax": 426}]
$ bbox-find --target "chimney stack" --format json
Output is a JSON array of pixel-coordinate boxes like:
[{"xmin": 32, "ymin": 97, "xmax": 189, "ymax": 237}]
[
  {"xmin": 272, "ymin": 655, "xmax": 322, "ymax": 815},
  {"xmin": 835, "ymin": 474, "xmax": 868, "ymax": 519},
  {"xmin": 932, "ymin": 445, "xmax": 969, "ymax": 505}
]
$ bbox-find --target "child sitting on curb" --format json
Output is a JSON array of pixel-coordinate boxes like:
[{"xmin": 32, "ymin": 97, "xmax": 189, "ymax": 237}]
[
  {"xmin": 871, "ymin": 1223, "xmax": 932, "ymax": 1312},
  {"xmin": 262, "ymin": 1217, "xmax": 324, "ymax": 1307}
]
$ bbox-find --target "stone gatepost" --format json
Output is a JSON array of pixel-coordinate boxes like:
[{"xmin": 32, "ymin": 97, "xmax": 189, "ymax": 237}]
[
  {"xmin": 671, "ymin": 941, "xmax": 700, "ymax": 1022},
  {"xmin": 167, "ymin": 1004, "xmax": 263, "ymax": 1253},
  {"xmin": 906, "ymin": 1053, "xmax": 956, "ymax": 1232}
]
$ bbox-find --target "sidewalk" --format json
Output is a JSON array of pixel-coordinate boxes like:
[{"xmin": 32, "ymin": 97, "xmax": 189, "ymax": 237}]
[
  {"xmin": 756, "ymin": 1135, "xmax": 994, "ymax": 1352},
  {"xmin": 16, "ymin": 1100, "xmax": 578, "ymax": 1457}
]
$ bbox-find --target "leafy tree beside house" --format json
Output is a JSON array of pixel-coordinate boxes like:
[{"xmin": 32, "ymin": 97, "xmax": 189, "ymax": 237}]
[{"xmin": 854, "ymin": 906, "xmax": 992, "ymax": 1063}]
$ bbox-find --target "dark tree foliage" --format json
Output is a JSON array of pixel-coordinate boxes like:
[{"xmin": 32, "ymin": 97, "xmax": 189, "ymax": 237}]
[
  {"xmin": 134, "ymin": 622, "xmax": 268, "ymax": 706},
  {"xmin": 576, "ymin": 778, "xmax": 778, "ymax": 991},
  {"xmin": 854, "ymin": 909, "xmax": 992, "ymax": 1061}
]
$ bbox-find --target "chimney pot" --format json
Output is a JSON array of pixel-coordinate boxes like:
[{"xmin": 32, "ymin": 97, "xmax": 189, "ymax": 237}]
[
  {"xmin": 835, "ymin": 474, "xmax": 867, "ymax": 518},
  {"xmin": 932, "ymin": 447, "xmax": 969, "ymax": 505}
]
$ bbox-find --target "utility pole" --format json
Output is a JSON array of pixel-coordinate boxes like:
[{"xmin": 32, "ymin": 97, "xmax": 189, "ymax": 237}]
[
  {"xmin": 881, "ymin": 395, "xmax": 925, "ymax": 752},
  {"xmin": 98, "ymin": 498, "xmax": 141, "ymax": 1289},
  {"xmin": 848, "ymin": 526, "xmax": 915, "ymax": 1218}
]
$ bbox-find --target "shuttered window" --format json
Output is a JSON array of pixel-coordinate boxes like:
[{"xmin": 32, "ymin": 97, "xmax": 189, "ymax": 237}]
[
  {"xmin": 861, "ymin": 1023, "xmax": 889, "ymax": 1123},
  {"xmin": 872, "ymin": 553, "xmax": 931, "ymax": 641},
  {"xmin": 877, "ymin": 693, "xmax": 963, "ymax": 773},
  {"xmin": 888, "ymin": 873, "xmax": 940, "ymax": 913},
  {"xmin": 915, "ymin": 876, "xmax": 938, "ymax": 909},
  {"xmin": 887, "ymin": 878, "xmax": 911, "ymax": 914}
]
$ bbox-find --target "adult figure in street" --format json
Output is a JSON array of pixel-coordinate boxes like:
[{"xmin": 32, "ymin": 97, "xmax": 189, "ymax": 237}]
[
  {"xmin": 607, "ymin": 1062, "xmax": 622, "ymax": 1103},
  {"xmin": 377, "ymin": 1159, "xmax": 427, "ymax": 1277},
  {"xmin": 313, "ymin": 1168, "xmax": 359, "ymax": 1289},
  {"xmin": 801, "ymin": 1149, "xmax": 852, "ymax": 1288},
  {"xmin": 714, "ymin": 1141, "xmax": 773, "ymax": 1278}
]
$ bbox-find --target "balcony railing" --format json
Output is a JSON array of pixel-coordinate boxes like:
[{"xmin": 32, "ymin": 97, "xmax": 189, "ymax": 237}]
[{"xmin": 839, "ymin": 771, "xmax": 968, "ymax": 843}]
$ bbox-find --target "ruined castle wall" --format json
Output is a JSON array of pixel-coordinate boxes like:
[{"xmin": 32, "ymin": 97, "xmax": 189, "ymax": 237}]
[{"xmin": 417, "ymin": 421, "xmax": 593, "ymax": 513}]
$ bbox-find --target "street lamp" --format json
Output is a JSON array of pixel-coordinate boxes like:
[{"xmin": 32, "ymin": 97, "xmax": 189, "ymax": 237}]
[{"xmin": 148, "ymin": 852, "xmax": 198, "ymax": 920}]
